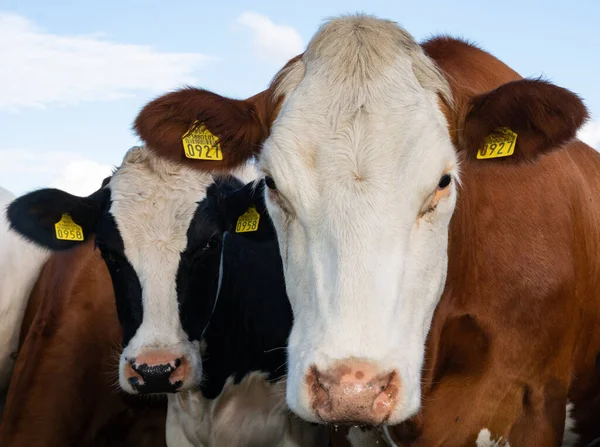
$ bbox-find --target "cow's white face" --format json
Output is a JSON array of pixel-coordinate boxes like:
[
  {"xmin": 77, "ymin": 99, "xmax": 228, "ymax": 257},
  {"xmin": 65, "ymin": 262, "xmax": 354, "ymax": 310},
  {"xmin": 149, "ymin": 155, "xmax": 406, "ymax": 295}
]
[
  {"xmin": 259, "ymin": 16, "xmax": 459, "ymax": 424},
  {"xmin": 101, "ymin": 148, "xmax": 257, "ymax": 395},
  {"xmin": 108, "ymin": 149, "xmax": 214, "ymax": 394}
]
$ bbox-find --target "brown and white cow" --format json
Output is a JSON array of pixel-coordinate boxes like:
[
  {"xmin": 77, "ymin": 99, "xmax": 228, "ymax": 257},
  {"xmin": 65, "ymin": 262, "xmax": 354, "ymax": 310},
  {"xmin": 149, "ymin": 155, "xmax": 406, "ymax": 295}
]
[
  {"xmin": 0, "ymin": 186, "xmax": 50, "ymax": 410},
  {"xmin": 131, "ymin": 14, "xmax": 600, "ymax": 446},
  {"xmin": 0, "ymin": 239, "xmax": 169, "ymax": 447}
]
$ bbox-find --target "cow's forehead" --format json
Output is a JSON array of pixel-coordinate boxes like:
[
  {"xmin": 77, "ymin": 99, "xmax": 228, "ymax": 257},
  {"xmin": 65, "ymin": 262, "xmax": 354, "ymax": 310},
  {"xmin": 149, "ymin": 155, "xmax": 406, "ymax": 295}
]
[
  {"xmin": 106, "ymin": 147, "xmax": 214, "ymax": 254},
  {"xmin": 260, "ymin": 16, "xmax": 457, "ymax": 202}
]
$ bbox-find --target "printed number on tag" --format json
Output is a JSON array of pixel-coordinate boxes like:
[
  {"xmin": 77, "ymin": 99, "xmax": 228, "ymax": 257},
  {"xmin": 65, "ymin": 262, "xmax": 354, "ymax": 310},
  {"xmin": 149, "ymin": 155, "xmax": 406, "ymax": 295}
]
[
  {"xmin": 235, "ymin": 207, "xmax": 260, "ymax": 233},
  {"xmin": 182, "ymin": 122, "xmax": 223, "ymax": 160},
  {"xmin": 55, "ymin": 214, "xmax": 84, "ymax": 241},
  {"xmin": 477, "ymin": 127, "xmax": 518, "ymax": 159}
]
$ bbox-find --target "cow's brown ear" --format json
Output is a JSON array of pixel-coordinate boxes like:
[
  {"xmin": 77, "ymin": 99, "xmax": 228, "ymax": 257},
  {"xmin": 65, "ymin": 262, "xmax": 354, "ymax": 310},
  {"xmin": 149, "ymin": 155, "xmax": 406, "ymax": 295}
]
[
  {"xmin": 459, "ymin": 79, "xmax": 588, "ymax": 162},
  {"xmin": 133, "ymin": 87, "xmax": 272, "ymax": 171}
]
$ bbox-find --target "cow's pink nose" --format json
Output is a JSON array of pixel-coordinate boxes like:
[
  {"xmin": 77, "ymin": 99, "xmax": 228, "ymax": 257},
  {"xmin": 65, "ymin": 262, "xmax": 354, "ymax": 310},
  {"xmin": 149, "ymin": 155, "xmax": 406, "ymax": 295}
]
[{"xmin": 306, "ymin": 359, "xmax": 399, "ymax": 425}]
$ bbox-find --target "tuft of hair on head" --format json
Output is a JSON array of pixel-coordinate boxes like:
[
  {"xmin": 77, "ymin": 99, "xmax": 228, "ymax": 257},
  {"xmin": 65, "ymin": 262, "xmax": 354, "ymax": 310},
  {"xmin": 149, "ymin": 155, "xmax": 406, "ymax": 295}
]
[{"xmin": 296, "ymin": 13, "xmax": 452, "ymax": 106}]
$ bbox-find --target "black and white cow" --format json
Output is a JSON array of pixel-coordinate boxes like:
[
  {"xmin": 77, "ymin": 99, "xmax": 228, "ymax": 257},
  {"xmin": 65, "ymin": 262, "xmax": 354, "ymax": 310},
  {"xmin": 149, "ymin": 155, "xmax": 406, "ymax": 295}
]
[
  {"xmin": 6, "ymin": 146, "xmax": 331, "ymax": 446},
  {"xmin": 7, "ymin": 147, "xmax": 247, "ymax": 395},
  {"xmin": 163, "ymin": 177, "xmax": 387, "ymax": 447}
]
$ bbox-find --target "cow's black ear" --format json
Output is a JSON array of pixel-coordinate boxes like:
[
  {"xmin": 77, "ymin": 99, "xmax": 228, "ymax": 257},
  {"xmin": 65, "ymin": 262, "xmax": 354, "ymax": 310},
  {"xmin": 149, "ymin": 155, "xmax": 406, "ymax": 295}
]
[
  {"xmin": 6, "ymin": 186, "xmax": 109, "ymax": 251},
  {"xmin": 223, "ymin": 179, "xmax": 275, "ymax": 242},
  {"xmin": 100, "ymin": 175, "xmax": 112, "ymax": 188}
]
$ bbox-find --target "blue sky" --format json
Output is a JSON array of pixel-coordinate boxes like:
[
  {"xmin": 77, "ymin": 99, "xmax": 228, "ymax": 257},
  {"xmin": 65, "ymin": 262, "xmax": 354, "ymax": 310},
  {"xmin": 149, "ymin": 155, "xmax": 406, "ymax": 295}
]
[{"xmin": 1, "ymin": 0, "xmax": 599, "ymax": 196}]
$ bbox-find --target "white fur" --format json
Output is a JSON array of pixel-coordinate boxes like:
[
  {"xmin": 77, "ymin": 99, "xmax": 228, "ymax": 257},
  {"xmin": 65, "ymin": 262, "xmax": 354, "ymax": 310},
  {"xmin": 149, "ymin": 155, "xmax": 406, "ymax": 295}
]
[
  {"xmin": 166, "ymin": 389, "xmax": 206, "ymax": 446},
  {"xmin": 561, "ymin": 401, "xmax": 578, "ymax": 446},
  {"xmin": 0, "ymin": 186, "xmax": 50, "ymax": 406},
  {"xmin": 475, "ymin": 428, "xmax": 510, "ymax": 447},
  {"xmin": 230, "ymin": 160, "xmax": 260, "ymax": 185},
  {"xmin": 165, "ymin": 373, "xmax": 329, "ymax": 447},
  {"xmin": 259, "ymin": 15, "xmax": 458, "ymax": 423}
]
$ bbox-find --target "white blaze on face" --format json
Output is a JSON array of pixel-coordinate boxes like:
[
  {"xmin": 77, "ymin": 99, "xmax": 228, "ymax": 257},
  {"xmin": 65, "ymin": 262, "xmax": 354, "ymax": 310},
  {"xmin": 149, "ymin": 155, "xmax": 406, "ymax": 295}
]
[
  {"xmin": 260, "ymin": 15, "xmax": 458, "ymax": 424},
  {"xmin": 108, "ymin": 147, "xmax": 214, "ymax": 393}
]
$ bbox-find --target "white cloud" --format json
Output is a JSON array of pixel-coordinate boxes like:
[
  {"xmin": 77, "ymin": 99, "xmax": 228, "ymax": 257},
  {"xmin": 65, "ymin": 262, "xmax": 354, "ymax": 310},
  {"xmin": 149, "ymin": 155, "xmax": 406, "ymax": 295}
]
[
  {"xmin": 0, "ymin": 13, "xmax": 214, "ymax": 111},
  {"xmin": 50, "ymin": 159, "xmax": 113, "ymax": 196},
  {"xmin": 0, "ymin": 149, "xmax": 114, "ymax": 197},
  {"xmin": 578, "ymin": 120, "xmax": 600, "ymax": 150},
  {"xmin": 236, "ymin": 12, "xmax": 303, "ymax": 65}
]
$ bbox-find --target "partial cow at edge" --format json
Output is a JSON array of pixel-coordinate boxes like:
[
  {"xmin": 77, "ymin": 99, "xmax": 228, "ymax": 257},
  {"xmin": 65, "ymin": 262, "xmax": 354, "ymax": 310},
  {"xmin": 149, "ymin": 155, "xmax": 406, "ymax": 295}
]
[{"xmin": 0, "ymin": 186, "xmax": 50, "ymax": 414}]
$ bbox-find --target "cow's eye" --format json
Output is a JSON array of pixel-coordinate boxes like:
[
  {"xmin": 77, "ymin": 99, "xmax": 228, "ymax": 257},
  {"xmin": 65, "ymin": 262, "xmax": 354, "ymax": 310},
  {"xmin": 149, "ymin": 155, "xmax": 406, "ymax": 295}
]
[
  {"xmin": 203, "ymin": 235, "xmax": 220, "ymax": 251},
  {"xmin": 265, "ymin": 176, "xmax": 277, "ymax": 191},
  {"xmin": 438, "ymin": 174, "xmax": 452, "ymax": 189},
  {"xmin": 418, "ymin": 172, "xmax": 454, "ymax": 217}
]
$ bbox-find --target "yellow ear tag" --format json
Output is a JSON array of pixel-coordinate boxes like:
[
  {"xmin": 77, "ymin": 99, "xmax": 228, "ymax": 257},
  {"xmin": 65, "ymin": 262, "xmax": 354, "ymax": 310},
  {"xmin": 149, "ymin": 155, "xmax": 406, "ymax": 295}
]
[
  {"xmin": 182, "ymin": 121, "xmax": 223, "ymax": 161},
  {"xmin": 235, "ymin": 207, "xmax": 260, "ymax": 233},
  {"xmin": 54, "ymin": 214, "xmax": 84, "ymax": 241},
  {"xmin": 477, "ymin": 127, "xmax": 518, "ymax": 159}
]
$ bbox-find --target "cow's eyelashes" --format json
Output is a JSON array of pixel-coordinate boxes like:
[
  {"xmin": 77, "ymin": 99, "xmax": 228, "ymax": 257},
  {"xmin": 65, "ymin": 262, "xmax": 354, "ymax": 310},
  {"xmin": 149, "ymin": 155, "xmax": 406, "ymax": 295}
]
[
  {"xmin": 189, "ymin": 236, "xmax": 221, "ymax": 266},
  {"xmin": 265, "ymin": 176, "xmax": 277, "ymax": 191},
  {"xmin": 263, "ymin": 174, "xmax": 295, "ymax": 215},
  {"xmin": 438, "ymin": 173, "xmax": 452, "ymax": 189},
  {"xmin": 419, "ymin": 173, "xmax": 454, "ymax": 217},
  {"xmin": 203, "ymin": 235, "xmax": 221, "ymax": 251}
]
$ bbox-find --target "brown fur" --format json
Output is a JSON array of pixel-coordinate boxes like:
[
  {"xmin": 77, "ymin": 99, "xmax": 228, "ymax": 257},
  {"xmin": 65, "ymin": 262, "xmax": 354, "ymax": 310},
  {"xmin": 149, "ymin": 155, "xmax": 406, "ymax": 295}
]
[
  {"xmin": 133, "ymin": 54, "xmax": 303, "ymax": 173},
  {"xmin": 460, "ymin": 79, "xmax": 588, "ymax": 162},
  {"xmin": 131, "ymin": 32, "xmax": 599, "ymax": 447},
  {"xmin": 0, "ymin": 241, "xmax": 167, "ymax": 446},
  {"xmin": 384, "ymin": 36, "xmax": 600, "ymax": 447},
  {"xmin": 133, "ymin": 87, "xmax": 269, "ymax": 171}
]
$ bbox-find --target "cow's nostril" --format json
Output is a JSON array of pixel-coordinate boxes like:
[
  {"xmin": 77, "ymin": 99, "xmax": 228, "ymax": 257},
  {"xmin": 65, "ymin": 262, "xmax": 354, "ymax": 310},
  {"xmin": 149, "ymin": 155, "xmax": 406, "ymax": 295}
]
[
  {"xmin": 125, "ymin": 355, "xmax": 185, "ymax": 394},
  {"xmin": 307, "ymin": 365, "xmax": 332, "ymax": 413},
  {"xmin": 132, "ymin": 362, "xmax": 173, "ymax": 376}
]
